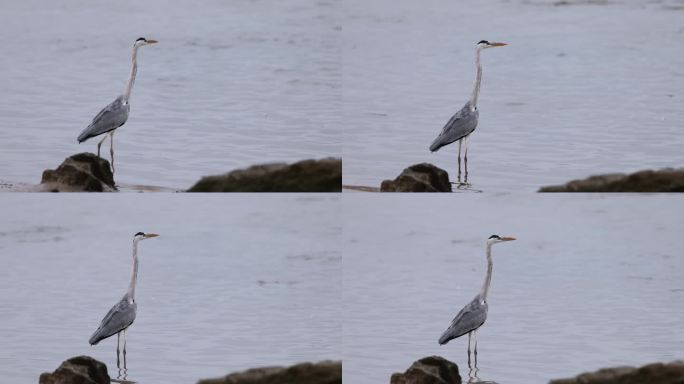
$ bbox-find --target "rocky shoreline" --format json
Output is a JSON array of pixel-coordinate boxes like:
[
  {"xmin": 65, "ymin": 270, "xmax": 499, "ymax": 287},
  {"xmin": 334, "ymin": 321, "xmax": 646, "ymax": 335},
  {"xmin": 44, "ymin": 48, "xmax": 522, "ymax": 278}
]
[
  {"xmin": 2, "ymin": 153, "xmax": 341, "ymax": 193},
  {"xmin": 344, "ymin": 164, "xmax": 684, "ymax": 192},
  {"xmin": 39, "ymin": 356, "xmax": 342, "ymax": 384},
  {"xmin": 38, "ymin": 355, "xmax": 684, "ymax": 383}
]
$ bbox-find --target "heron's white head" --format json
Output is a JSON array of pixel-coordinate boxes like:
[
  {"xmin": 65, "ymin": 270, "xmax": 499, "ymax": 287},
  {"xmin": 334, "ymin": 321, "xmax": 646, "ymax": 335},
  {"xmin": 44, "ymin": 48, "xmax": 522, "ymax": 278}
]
[
  {"xmin": 133, "ymin": 232, "xmax": 160, "ymax": 242},
  {"xmin": 487, "ymin": 234, "xmax": 516, "ymax": 246},
  {"xmin": 477, "ymin": 40, "xmax": 507, "ymax": 50},
  {"xmin": 134, "ymin": 37, "xmax": 159, "ymax": 48}
]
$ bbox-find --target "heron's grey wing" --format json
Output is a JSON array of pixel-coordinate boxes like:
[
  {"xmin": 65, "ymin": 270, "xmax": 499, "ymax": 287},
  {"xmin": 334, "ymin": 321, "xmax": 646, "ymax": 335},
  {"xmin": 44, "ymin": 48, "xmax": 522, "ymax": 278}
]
[
  {"xmin": 429, "ymin": 102, "xmax": 479, "ymax": 152},
  {"xmin": 89, "ymin": 296, "xmax": 137, "ymax": 345},
  {"xmin": 77, "ymin": 95, "xmax": 130, "ymax": 143},
  {"xmin": 438, "ymin": 295, "xmax": 488, "ymax": 345}
]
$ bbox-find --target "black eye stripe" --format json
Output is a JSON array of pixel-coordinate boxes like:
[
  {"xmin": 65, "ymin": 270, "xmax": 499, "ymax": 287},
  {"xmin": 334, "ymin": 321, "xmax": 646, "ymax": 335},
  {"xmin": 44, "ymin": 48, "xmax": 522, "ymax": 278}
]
[
  {"xmin": 477, "ymin": 40, "xmax": 490, "ymax": 45},
  {"xmin": 136, "ymin": 37, "xmax": 146, "ymax": 42},
  {"xmin": 488, "ymin": 235, "xmax": 501, "ymax": 239},
  {"xmin": 134, "ymin": 232, "xmax": 145, "ymax": 237}
]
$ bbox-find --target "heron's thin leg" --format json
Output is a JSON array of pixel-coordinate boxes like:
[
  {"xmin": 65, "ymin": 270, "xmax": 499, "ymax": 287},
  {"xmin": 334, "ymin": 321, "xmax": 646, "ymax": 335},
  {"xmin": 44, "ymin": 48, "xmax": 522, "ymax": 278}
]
[
  {"xmin": 463, "ymin": 135, "xmax": 470, "ymax": 183},
  {"xmin": 116, "ymin": 332, "xmax": 121, "ymax": 369},
  {"xmin": 457, "ymin": 139, "xmax": 462, "ymax": 181},
  {"xmin": 473, "ymin": 329, "xmax": 478, "ymax": 367},
  {"xmin": 467, "ymin": 331, "xmax": 472, "ymax": 368},
  {"xmin": 96, "ymin": 134, "xmax": 108, "ymax": 158},
  {"xmin": 109, "ymin": 131, "xmax": 115, "ymax": 173},
  {"xmin": 123, "ymin": 328, "xmax": 127, "ymax": 370}
]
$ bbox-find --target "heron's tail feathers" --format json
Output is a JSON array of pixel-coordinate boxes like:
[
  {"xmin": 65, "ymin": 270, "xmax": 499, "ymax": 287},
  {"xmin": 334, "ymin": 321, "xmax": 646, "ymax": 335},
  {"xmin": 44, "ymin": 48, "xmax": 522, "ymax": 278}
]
[
  {"xmin": 89, "ymin": 327, "xmax": 105, "ymax": 345},
  {"xmin": 77, "ymin": 130, "xmax": 90, "ymax": 144},
  {"xmin": 438, "ymin": 330, "xmax": 453, "ymax": 345},
  {"xmin": 430, "ymin": 133, "xmax": 451, "ymax": 152}
]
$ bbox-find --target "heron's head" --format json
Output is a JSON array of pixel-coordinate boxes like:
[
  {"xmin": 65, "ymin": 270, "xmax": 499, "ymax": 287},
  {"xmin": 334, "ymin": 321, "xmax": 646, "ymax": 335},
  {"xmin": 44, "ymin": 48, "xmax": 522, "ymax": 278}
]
[
  {"xmin": 487, "ymin": 234, "xmax": 516, "ymax": 246},
  {"xmin": 134, "ymin": 37, "xmax": 159, "ymax": 48},
  {"xmin": 477, "ymin": 40, "xmax": 507, "ymax": 50},
  {"xmin": 133, "ymin": 232, "xmax": 160, "ymax": 242}
]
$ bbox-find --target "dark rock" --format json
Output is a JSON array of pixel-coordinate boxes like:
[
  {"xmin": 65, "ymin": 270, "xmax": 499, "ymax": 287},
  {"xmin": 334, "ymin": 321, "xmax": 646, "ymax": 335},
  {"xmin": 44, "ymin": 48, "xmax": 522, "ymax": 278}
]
[
  {"xmin": 549, "ymin": 360, "xmax": 684, "ymax": 384},
  {"xmin": 381, "ymin": 163, "xmax": 452, "ymax": 192},
  {"xmin": 390, "ymin": 356, "xmax": 461, "ymax": 384},
  {"xmin": 539, "ymin": 168, "xmax": 684, "ymax": 192},
  {"xmin": 41, "ymin": 153, "xmax": 116, "ymax": 192},
  {"xmin": 39, "ymin": 356, "xmax": 110, "ymax": 384},
  {"xmin": 197, "ymin": 360, "xmax": 341, "ymax": 384},
  {"xmin": 187, "ymin": 158, "xmax": 341, "ymax": 192}
]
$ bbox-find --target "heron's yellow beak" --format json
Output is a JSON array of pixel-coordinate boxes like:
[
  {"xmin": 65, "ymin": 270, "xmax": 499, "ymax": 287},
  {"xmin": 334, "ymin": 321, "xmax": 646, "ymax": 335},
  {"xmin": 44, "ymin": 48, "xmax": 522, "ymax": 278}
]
[
  {"xmin": 145, "ymin": 233, "xmax": 160, "ymax": 238},
  {"xmin": 490, "ymin": 42, "xmax": 507, "ymax": 47},
  {"xmin": 501, "ymin": 236, "xmax": 516, "ymax": 241},
  {"xmin": 146, "ymin": 39, "xmax": 159, "ymax": 44}
]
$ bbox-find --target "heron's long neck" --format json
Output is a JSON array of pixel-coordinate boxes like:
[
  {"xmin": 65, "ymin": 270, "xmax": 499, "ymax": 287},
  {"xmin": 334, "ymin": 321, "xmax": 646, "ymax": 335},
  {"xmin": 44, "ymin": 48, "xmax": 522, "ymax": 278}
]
[
  {"xmin": 123, "ymin": 46, "xmax": 139, "ymax": 103},
  {"xmin": 479, "ymin": 244, "xmax": 493, "ymax": 300},
  {"xmin": 127, "ymin": 240, "xmax": 139, "ymax": 300},
  {"xmin": 470, "ymin": 48, "xmax": 483, "ymax": 106}
]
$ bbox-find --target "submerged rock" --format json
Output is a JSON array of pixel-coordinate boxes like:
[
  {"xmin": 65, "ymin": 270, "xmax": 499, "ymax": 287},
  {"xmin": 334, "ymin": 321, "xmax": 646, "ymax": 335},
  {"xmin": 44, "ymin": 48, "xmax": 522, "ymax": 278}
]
[
  {"xmin": 549, "ymin": 360, "xmax": 684, "ymax": 384},
  {"xmin": 381, "ymin": 163, "xmax": 452, "ymax": 192},
  {"xmin": 390, "ymin": 356, "xmax": 461, "ymax": 384},
  {"xmin": 197, "ymin": 360, "xmax": 341, "ymax": 384},
  {"xmin": 41, "ymin": 153, "xmax": 116, "ymax": 192},
  {"xmin": 539, "ymin": 168, "xmax": 684, "ymax": 192},
  {"xmin": 187, "ymin": 158, "xmax": 342, "ymax": 192},
  {"xmin": 39, "ymin": 355, "xmax": 110, "ymax": 384}
]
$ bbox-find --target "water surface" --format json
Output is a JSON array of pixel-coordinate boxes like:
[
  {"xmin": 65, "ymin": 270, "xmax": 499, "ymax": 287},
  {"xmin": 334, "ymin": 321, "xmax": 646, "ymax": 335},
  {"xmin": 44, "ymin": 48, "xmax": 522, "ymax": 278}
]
[
  {"xmin": 343, "ymin": 194, "xmax": 684, "ymax": 383},
  {"xmin": 0, "ymin": 0, "xmax": 341, "ymax": 189},
  {"xmin": 342, "ymin": 0, "xmax": 684, "ymax": 191},
  {"xmin": 0, "ymin": 195, "xmax": 341, "ymax": 383}
]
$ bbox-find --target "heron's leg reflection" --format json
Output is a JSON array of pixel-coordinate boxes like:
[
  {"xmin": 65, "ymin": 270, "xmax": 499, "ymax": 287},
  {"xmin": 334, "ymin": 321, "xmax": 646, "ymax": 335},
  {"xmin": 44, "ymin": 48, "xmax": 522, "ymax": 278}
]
[
  {"xmin": 116, "ymin": 332, "xmax": 121, "ymax": 369},
  {"xmin": 109, "ymin": 131, "xmax": 115, "ymax": 173},
  {"xmin": 122, "ymin": 328, "xmax": 127, "ymax": 370},
  {"xmin": 97, "ymin": 134, "xmax": 108, "ymax": 158}
]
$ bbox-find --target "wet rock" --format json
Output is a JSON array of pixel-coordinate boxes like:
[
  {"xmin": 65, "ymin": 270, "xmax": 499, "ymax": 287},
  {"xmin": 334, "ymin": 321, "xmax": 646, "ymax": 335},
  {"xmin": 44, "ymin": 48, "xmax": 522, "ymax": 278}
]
[
  {"xmin": 41, "ymin": 153, "xmax": 116, "ymax": 192},
  {"xmin": 187, "ymin": 158, "xmax": 341, "ymax": 192},
  {"xmin": 381, "ymin": 163, "xmax": 452, "ymax": 192},
  {"xmin": 197, "ymin": 360, "xmax": 341, "ymax": 384},
  {"xmin": 539, "ymin": 168, "xmax": 684, "ymax": 192},
  {"xmin": 39, "ymin": 355, "xmax": 110, "ymax": 384},
  {"xmin": 390, "ymin": 356, "xmax": 461, "ymax": 384},
  {"xmin": 549, "ymin": 360, "xmax": 684, "ymax": 384}
]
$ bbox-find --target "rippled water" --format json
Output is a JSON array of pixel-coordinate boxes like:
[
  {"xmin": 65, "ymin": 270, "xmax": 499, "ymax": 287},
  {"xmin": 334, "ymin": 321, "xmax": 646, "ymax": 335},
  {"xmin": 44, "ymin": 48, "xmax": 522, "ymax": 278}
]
[
  {"xmin": 0, "ymin": 0, "xmax": 340, "ymax": 189},
  {"xmin": 0, "ymin": 195, "xmax": 341, "ymax": 383},
  {"xmin": 342, "ymin": 0, "xmax": 684, "ymax": 191},
  {"xmin": 342, "ymin": 194, "xmax": 684, "ymax": 383}
]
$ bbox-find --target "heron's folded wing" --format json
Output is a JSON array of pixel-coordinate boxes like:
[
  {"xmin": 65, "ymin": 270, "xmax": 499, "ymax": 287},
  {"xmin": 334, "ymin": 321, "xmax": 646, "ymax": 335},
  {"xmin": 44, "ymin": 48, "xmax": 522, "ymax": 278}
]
[
  {"xmin": 77, "ymin": 96, "xmax": 130, "ymax": 143},
  {"xmin": 429, "ymin": 102, "xmax": 478, "ymax": 152},
  {"xmin": 438, "ymin": 296, "xmax": 487, "ymax": 345},
  {"xmin": 89, "ymin": 298, "xmax": 136, "ymax": 345}
]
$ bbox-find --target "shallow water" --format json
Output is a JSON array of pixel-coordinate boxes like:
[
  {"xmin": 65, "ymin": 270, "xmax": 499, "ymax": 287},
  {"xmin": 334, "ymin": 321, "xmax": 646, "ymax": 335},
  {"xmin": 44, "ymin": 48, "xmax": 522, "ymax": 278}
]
[
  {"xmin": 342, "ymin": 194, "xmax": 684, "ymax": 383},
  {"xmin": 0, "ymin": 0, "xmax": 340, "ymax": 189},
  {"xmin": 0, "ymin": 195, "xmax": 341, "ymax": 383},
  {"xmin": 342, "ymin": 0, "xmax": 684, "ymax": 191}
]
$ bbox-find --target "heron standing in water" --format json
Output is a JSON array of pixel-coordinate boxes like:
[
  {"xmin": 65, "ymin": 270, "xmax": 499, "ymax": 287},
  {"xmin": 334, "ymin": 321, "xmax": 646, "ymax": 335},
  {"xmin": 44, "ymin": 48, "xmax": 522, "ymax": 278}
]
[
  {"xmin": 438, "ymin": 234, "xmax": 516, "ymax": 367},
  {"xmin": 89, "ymin": 232, "xmax": 159, "ymax": 369},
  {"xmin": 77, "ymin": 37, "xmax": 158, "ymax": 173},
  {"xmin": 429, "ymin": 40, "xmax": 507, "ymax": 184}
]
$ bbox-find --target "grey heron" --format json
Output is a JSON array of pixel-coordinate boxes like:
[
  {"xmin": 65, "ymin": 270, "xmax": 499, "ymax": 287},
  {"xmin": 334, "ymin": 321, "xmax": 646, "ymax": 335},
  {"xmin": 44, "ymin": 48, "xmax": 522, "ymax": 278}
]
[
  {"xmin": 77, "ymin": 37, "xmax": 158, "ymax": 173},
  {"xmin": 429, "ymin": 40, "xmax": 507, "ymax": 184},
  {"xmin": 89, "ymin": 232, "xmax": 159, "ymax": 370},
  {"xmin": 438, "ymin": 234, "xmax": 515, "ymax": 367}
]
